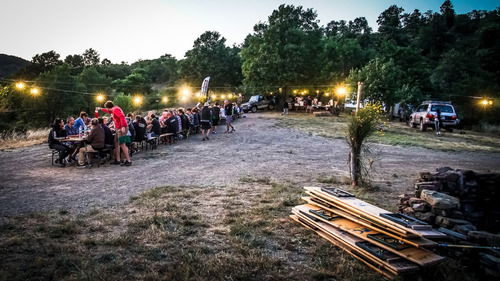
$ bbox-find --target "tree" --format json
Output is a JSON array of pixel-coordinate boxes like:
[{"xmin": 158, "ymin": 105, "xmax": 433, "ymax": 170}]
[
  {"xmin": 83, "ymin": 48, "xmax": 100, "ymax": 66},
  {"xmin": 101, "ymin": 58, "xmax": 112, "ymax": 65},
  {"xmin": 179, "ymin": 31, "xmax": 242, "ymax": 87},
  {"xmin": 241, "ymin": 4, "xmax": 322, "ymax": 105},
  {"xmin": 348, "ymin": 58, "xmax": 403, "ymax": 108},
  {"xmin": 377, "ymin": 5, "xmax": 405, "ymax": 44},
  {"xmin": 112, "ymin": 68, "xmax": 151, "ymax": 94},
  {"xmin": 20, "ymin": 51, "xmax": 62, "ymax": 77},
  {"xmin": 440, "ymin": 0, "xmax": 455, "ymax": 28}
]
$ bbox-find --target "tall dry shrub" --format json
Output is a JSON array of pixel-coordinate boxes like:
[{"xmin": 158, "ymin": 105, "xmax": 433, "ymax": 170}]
[{"xmin": 346, "ymin": 104, "xmax": 382, "ymax": 187}]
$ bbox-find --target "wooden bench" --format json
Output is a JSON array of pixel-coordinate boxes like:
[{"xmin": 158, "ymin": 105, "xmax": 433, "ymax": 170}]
[{"xmin": 159, "ymin": 133, "xmax": 175, "ymax": 144}]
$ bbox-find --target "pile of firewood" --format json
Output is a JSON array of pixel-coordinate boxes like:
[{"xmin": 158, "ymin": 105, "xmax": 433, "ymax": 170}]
[{"xmin": 398, "ymin": 167, "xmax": 500, "ymax": 278}]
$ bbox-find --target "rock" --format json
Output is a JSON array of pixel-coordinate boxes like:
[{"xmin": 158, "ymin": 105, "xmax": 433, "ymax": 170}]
[
  {"xmin": 436, "ymin": 167, "xmax": 454, "ymax": 173},
  {"xmin": 421, "ymin": 189, "xmax": 460, "ymax": 210},
  {"xmin": 453, "ymin": 224, "xmax": 477, "ymax": 235},
  {"xmin": 468, "ymin": 231, "xmax": 500, "ymax": 246},
  {"xmin": 431, "ymin": 208, "xmax": 450, "ymax": 217},
  {"xmin": 415, "ymin": 183, "xmax": 442, "ymax": 197},
  {"xmin": 402, "ymin": 207, "xmax": 415, "ymax": 216},
  {"xmin": 412, "ymin": 202, "xmax": 430, "ymax": 212},
  {"xmin": 408, "ymin": 197, "xmax": 425, "ymax": 205},
  {"xmin": 414, "ymin": 212, "xmax": 435, "ymax": 224},
  {"xmin": 419, "ymin": 172, "xmax": 433, "ymax": 181},
  {"xmin": 435, "ymin": 216, "xmax": 472, "ymax": 228}
]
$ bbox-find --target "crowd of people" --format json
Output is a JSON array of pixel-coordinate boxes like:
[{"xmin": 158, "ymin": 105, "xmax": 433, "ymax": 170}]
[{"xmin": 48, "ymin": 100, "xmax": 241, "ymax": 168}]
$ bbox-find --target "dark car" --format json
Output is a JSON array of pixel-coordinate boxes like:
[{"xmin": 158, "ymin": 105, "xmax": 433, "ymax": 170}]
[{"xmin": 241, "ymin": 95, "xmax": 275, "ymax": 113}]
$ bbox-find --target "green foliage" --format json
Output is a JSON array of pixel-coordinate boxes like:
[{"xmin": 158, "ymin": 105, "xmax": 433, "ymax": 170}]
[
  {"xmin": 348, "ymin": 58, "xmax": 403, "ymax": 107},
  {"xmin": 241, "ymin": 4, "xmax": 322, "ymax": 91},
  {"xmin": 112, "ymin": 93, "xmax": 133, "ymax": 114},
  {"xmin": 179, "ymin": 31, "xmax": 242, "ymax": 87}
]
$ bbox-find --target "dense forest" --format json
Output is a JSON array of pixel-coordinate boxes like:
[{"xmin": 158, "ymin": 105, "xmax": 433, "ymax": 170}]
[{"xmin": 0, "ymin": 0, "xmax": 499, "ymax": 131}]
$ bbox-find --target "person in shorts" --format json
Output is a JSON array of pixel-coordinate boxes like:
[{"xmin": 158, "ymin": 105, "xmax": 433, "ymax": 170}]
[
  {"xmin": 224, "ymin": 100, "xmax": 235, "ymax": 133},
  {"xmin": 97, "ymin": 101, "xmax": 132, "ymax": 166}
]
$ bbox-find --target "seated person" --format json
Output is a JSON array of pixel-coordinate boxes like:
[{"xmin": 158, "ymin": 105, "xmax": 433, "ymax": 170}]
[
  {"xmin": 133, "ymin": 115, "xmax": 147, "ymax": 142},
  {"xmin": 166, "ymin": 111, "xmax": 178, "ymax": 134},
  {"xmin": 149, "ymin": 114, "xmax": 161, "ymax": 137},
  {"xmin": 48, "ymin": 118, "xmax": 70, "ymax": 167},
  {"xmin": 98, "ymin": 117, "xmax": 114, "ymax": 149},
  {"xmin": 77, "ymin": 118, "xmax": 105, "ymax": 167},
  {"xmin": 64, "ymin": 117, "xmax": 78, "ymax": 135},
  {"xmin": 74, "ymin": 111, "xmax": 88, "ymax": 133}
]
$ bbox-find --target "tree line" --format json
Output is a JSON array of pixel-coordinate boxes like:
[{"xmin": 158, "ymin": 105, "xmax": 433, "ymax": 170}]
[{"xmin": 0, "ymin": 0, "xmax": 499, "ymax": 132}]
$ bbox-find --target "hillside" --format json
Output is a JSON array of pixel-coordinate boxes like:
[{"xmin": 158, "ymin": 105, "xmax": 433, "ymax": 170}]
[{"xmin": 0, "ymin": 54, "xmax": 30, "ymax": 78}]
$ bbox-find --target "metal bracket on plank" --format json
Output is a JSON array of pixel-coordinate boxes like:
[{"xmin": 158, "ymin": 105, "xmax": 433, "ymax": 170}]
[
  {"xmin": 321, "ymin": 187, "xmax": 355, "ymax": 198},
  {"xmin": 367, "ymin": 233, "xmax": 410, "ymax": 251},
  {"xmin": 309, "ymin": 209, "xmax": 339, "ymax": 221},
  {"xmin": 380, "ymin": 213, "xmax": 429, "ymax": 229},
  {"xmin": 355, "ymin": 241, "xmax": 399, "ymax": 261}
]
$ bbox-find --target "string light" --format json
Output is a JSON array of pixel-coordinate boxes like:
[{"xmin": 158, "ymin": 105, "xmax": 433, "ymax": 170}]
[
  {"xmin": 133, "ymin": 95, "xmax": 143, "ymax": 106},
  {"xmin": 30, "ymin": 87, "xmax": 41, "ymax": 96},
  {"xmin": 96, "ymin": 94, "xmax": 105, "ymax": 102},
  {"xmin": 15, "ymin": 82, "xmax": 26, "ymax": 90}
]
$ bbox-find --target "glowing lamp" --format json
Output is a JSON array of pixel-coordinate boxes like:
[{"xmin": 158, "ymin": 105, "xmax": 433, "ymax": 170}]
[
  {"xmin": 15, "ymin": 82, "xmax": 26, "ymax": 90},
  {"xmin": 30, "ymin": 87, "xmax": 40, "ymax": 96}
]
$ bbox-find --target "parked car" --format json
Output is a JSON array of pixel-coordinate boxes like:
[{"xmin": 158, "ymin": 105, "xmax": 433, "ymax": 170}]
[
  {"xmin": 408, "ymin": 101, "xmax": 459, "ymax": 132},
  {"xmin": 390, "ymin": 103, "xmax": 414, "ymax": 122},
  {"xmin": 241, "ymin": 95, "xmax": 275, "ymax": 113}
]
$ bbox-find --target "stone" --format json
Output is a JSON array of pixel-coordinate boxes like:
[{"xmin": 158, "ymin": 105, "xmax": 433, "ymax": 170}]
[
  {"xmin": 414, "ymin": 212, "xmax": 435, "ymax": 224},
  {"xmin": 408, "ymin": 197, "xmax": 425, "ymax": 205},
  {"xmin": 412, "ymin": 202, "xmax": 430, "ymax": 212},
  {"xmin": 431, "ymin": 208, "xmax": 450, "ymax": 217},
  {"xmin": 421, "ymin": 189, "xmax": 460, "ymax": 210},
  {"xmin": 435, "ymin": 216, "xmax": 472, "ymax": 228},
  {"xmin": 402, "ymin": 207, "xmax": 415, "ymax": 216},
  {"xmin": 468, "ymin": 231, "xmax": 500, "ymax": 246},
  {"xmin": 453, "ymin": 224, "xmax": 477, "ymax": 235},
  {"xmin": 436, "ymin": 167, "xmax": 454, "ymax": 173}
]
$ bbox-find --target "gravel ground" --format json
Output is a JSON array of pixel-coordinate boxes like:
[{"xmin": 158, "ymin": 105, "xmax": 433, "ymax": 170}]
[{"xmin": 1, "ymin": 113, "xmax": 499, "ymax": 216}]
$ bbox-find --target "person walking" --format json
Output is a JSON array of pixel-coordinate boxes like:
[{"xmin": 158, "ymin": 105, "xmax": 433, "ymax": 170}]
[
  {"xmin": 211, "ymin": 103, "xmax": 221, "ymax": 134},
  {"xmin": 282, "ymin": 99, "xmax": 289, "ymax": 115},
  {"xmin": 435, "ymin": 108, "xmax": 442, "ymax": 136},
  {"xmin": 224, "ymin": 100, "xmax": 235, "ymax": 133},
  {"xmin": 200, "ymin": 102, "xmax": 212, "ymax": 141},
  {"xmin": 97, "ymin": 101, "xmax": 132, "ymax": 166}
]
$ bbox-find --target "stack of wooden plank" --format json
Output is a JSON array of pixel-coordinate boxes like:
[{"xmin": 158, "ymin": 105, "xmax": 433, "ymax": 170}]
[{"xmin": 290, "ymin": 186, "xmax": 446, "ymax": 279}]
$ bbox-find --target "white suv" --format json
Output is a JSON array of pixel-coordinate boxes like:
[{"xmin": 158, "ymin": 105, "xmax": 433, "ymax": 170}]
[{"xmin": 408, "ymin": 101, "xmax": 459, "ymax": 132}]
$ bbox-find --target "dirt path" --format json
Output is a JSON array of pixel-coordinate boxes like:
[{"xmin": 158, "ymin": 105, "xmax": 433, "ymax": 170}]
[{"xmin": 1, "ymin": 113, "xmax": 499, "ymax": 216}]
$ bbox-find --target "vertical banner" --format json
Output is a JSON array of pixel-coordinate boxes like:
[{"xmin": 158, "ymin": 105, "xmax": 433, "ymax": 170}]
[{"xmin": 201, "ymin": 76, "xmax": 210, "ymax": 98}]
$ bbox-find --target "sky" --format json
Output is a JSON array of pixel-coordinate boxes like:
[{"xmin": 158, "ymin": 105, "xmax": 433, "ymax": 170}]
[{"xmin": 0, "ymin": 0, "xmax": 498, "ymax": 63}]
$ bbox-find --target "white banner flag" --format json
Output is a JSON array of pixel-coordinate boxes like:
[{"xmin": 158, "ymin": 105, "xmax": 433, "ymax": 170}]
[{"xmin": 201, "ymin": 76, "xmax": 210, "ymax": 95}]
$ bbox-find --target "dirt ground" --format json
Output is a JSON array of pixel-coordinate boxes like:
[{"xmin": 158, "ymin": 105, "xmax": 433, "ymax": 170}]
[{"xmin": 1, "ymin": 112, "xmax": 499, "ymax": 216}]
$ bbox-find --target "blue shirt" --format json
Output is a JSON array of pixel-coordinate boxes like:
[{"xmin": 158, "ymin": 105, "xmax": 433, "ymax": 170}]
[
  {"xmin": 64, "ymin": 124, "xmax": 79, "ymax": 135},
  {"xmin": 74, "ymin": 117, "xmax": 87, "ymax": 132}
]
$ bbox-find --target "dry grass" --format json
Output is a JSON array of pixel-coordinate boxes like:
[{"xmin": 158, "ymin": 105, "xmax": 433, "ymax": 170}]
[
  {"xmin": 0, "ymin": 181, "xmax": 483, "ymax": 281},
  {"xmin": 269, "ymin": 112, "xmax": 500, "ymax": 152},
  {"xmin": 0, "ymin": 128, "xmax": 48, "ymax": 150}
]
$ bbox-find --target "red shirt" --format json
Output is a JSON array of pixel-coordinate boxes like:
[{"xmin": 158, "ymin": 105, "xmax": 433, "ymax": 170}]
[{"xmin": 101, "ymin": 106, "xmax": 127, "ymax": 129}]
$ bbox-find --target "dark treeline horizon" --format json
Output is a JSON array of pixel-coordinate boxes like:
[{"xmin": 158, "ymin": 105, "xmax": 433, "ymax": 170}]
[{"xmin": 1, "ymin": 0, "xmax": 499, "ymax": 131}]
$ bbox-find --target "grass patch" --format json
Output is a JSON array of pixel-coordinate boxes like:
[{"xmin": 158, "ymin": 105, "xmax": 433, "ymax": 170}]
[{"xmin": 268, "ymin": 112, "xmax": 500, "ymax": 152}]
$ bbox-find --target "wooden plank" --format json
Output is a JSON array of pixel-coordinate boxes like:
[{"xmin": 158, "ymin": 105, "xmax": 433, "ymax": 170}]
[
  {"xmin": 303, "ymin": 195, "xmax": 436, "ymax": 248},
  {"xmin": 292, "ymin": 208, "xmax": 419, "ymax": 274},
  {"xmin": 295, "ymin": 204, "xmax": 444, "ymax": 266},
  {"xmin": 290, "ymin": 214, "xmax": 397, "ymax": 280},
  {"xmin": 304, "ymin": 186, "xmax": 446, "ymax": 238}
]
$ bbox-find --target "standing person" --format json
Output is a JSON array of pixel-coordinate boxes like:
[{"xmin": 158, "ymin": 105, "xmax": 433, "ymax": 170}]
[
  {"xmin": 211, "ymin": 103, "xmax": 221, "ymax": 134},
  {"xmin": 224, "ymin": 100, "xmax": 235, "ymax": 133},
  {"xmin": 200, "ymin": 102, "xmax": 212, "ymax": 141},
  {"xmin": 435, "ymin": 108, "xmax": 442, "ymax": 136},
  {"xmin": 97, "ymin": 101, "xmax": 132, "ymax": 166},
  {"xmin": 77, "ymin": 118, "xmax": 105, "ymax": 168},
  {"xmin": 282, "ymin": 99, "xmax": 289, "ymax": 115}
]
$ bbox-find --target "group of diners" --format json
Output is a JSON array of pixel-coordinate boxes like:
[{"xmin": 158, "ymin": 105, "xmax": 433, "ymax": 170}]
[{"xmin": 48, "ymin": 99, "xmax": 240, "ymax": 168}]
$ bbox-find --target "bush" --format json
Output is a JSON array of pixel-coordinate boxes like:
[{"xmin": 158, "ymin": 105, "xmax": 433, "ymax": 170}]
[{"xmin": 346, "ymin": 103, "xmax": 383, "ymax": 186}]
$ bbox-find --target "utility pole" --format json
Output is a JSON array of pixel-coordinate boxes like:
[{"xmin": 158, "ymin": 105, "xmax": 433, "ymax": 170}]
[{"xmin": 355, "ymin": 82, "xmax": 363, "ymax": 115}]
